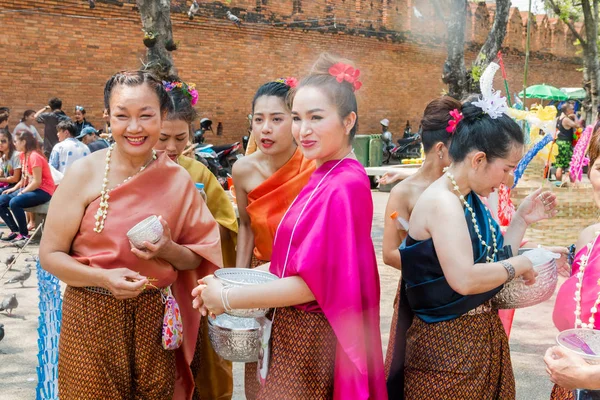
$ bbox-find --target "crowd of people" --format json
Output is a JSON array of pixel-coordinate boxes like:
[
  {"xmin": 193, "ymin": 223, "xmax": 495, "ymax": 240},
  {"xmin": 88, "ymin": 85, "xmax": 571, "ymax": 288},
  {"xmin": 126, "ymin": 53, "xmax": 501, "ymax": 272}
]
[{"xmin": 0, "ymin": 52, "xmax": 588, "ymax": 399}]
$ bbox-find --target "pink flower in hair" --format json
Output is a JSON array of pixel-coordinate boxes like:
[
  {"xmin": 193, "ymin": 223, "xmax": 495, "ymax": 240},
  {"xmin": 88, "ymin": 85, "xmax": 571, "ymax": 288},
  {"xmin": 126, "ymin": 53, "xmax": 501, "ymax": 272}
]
[
  {"xmin": 285, "ymin": 77, "xmax": 298, "ymax": 88},
  {"xmin": 328, "ymin": 63, "xmax": 363, "ymax": 91},
  {"xmin": 446, "ymin": 109, "xmax": 463, "ymax": 134}
]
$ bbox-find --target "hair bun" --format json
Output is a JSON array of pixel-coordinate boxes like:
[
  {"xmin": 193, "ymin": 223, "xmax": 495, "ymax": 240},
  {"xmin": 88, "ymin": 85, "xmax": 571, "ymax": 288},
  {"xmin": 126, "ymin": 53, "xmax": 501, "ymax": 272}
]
[
  {"xmin": 310, "ymin": 53, "xmax": 356, "ymax": 76},
  {"xmin": 460, "ymin": 101, "xmax": 486, "ymax": 122}
]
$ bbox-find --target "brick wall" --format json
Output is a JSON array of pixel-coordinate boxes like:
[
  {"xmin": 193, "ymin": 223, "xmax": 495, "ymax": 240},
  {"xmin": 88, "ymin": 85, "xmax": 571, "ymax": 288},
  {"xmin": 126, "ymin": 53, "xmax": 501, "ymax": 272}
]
[{"xmin": 0, "ymin": 0, "xmax": 583, "ymax": 143}]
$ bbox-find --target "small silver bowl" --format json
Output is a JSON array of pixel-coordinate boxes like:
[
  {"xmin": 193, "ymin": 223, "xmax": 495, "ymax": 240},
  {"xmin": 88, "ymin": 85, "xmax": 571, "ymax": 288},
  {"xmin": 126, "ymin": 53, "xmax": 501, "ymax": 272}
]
[
  {"xmin": 208, "ymin": 314, "xmax": 260, "ymax": 362},
  {"xmin": 126, "ymin": 215, "xmax": 163, "ymax": 249},
  {"xmin": 214, "ymin": 268, "xmax": 278, "ymax": 318},
  {"xmin": 492, "ymin": 249, "xmax": 558, "ymax": 309},
  {"xmin": 557, "ymin": 329, "xmax": 600, "ymax": 365}
]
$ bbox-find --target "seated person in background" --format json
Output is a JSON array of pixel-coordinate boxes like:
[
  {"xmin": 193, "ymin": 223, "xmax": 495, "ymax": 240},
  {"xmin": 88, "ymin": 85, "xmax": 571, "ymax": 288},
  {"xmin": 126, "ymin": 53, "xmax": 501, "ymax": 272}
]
[
  {"xmin": 0, "ymin": 130, "xmax": 22, "ymax": 195},
  {"xmin": 49, "ymin": 120, "xmax": 89, "ymax": 174},
  {"xmin": 75, "ymin": 127, "xmax": 109, "ymax": 153},
  {"xmin": 0, "ymin": 131, "xmax": 55, "ymax": 241}
]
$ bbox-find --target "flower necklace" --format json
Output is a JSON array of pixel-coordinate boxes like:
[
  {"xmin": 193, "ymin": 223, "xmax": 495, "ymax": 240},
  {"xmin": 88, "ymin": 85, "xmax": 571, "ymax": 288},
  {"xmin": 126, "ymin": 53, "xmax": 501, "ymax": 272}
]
[
  {"xmin": 445, "ymin": 169, "xmax": 498, "ymax": 263},
  {"xmin": 573, "ymin": 230, "xmax": 600, "ymax": 329},
  {"xmin": 93, "ymin": 144, "xmax": 157, "ymax": 233}
]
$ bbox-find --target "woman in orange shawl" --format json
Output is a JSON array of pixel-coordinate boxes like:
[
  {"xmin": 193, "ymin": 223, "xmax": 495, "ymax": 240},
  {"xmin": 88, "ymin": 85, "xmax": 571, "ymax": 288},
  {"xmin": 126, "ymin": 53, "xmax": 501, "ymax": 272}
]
[
  {"xmin": 232, "ymin": 78, "xmax": 315, "ymax": 398},
  {"xmin": 39, "ymin": 71, "xmax": 222, "ymax": 400},
  {"xmin": 155, "ymin": 80, "xmax": 237, "ymax": 400}
]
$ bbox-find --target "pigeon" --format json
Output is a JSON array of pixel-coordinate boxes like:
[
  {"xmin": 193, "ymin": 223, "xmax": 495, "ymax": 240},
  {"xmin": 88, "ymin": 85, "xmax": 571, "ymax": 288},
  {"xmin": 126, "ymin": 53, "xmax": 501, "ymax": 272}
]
[
  {"xmin": 5, "ymin": 265, "xmax": 31, "ymax": 287},
  {"xmin": 413, "ymin": 6, "xmax": 423, "ymax": 19},
  {"xmin": 89, "ymin": 0, "xmax": 96, "ymax": 9},
  {"xmin": 226, "ymin": 11, "xmax": 242, "ymax": 28},
  {"xmin": 188, "ymin": 1, "xmax": 199, "ymax": 20},
  {"xmin": 4, "ymin": 255, "xmax": 15, "ymax": 270},
  {"xmin": 0, "ymin": 294, "xmax": 18, "ymax": 315},
  {"xmin": 0, "ymin": 324, "xmax": 4, "ymax": 342},
  {"xmin": 24, "ymin": 256, "xmax": 38, "ymax": 263}
]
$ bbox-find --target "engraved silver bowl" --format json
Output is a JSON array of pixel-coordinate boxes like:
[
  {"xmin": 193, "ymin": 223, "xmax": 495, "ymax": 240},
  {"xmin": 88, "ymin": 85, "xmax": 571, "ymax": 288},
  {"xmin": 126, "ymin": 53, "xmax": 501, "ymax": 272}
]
[
  {"xmin": 214, "ymin": 268, "xmax": 279, "ymax": 318},
  {"xmin": 126, "ymin": 215, "xmax": 163, "ymax": 249},
  {"xmin": 208, "ymin": 314, "xmax": 260, "ymax": 362},
  {"xmin": 557, "ymin": 329, "xmax": 600, "ymax": 365},
  {"xmin": 491, "ymin": 249, "xmax": 558, "ymax": 309}
]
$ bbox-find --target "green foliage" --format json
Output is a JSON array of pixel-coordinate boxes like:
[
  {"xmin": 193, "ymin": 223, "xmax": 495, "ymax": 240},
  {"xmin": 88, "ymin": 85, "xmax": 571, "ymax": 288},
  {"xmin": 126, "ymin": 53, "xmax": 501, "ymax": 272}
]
[{"xmin": 471, "ymin": 65, "xmax": 483, "ymax": 83}]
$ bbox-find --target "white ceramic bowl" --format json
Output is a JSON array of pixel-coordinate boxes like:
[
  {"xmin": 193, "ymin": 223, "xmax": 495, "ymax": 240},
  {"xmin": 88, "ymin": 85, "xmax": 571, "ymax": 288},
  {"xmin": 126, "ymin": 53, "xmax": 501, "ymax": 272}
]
[
  {"xmin": 126, "ymin": 215, "xmax": 163, "ymax": 249},
  {"xmin": 557, "ymin": 329, "xmax": 600, "ymax": 364}
]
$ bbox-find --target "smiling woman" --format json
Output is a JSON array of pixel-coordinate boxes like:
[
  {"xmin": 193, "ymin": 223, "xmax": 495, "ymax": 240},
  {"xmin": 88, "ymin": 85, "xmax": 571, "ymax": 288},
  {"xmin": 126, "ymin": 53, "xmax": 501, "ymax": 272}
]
[{"xmin": 39, "ymin": 70, "xmax": 223, "ymax": 400}]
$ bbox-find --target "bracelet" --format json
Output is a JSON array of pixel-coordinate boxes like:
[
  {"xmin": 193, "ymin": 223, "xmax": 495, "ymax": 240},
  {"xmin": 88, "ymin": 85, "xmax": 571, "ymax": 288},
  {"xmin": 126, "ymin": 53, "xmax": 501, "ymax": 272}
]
[
  {"xmin": 223, "ymin": 286, "xmax": 234, "ymax": 312},
  {"xmin": 499, "ymin": 260, "xmax": 516, "ymax": 283},
  {"xmin": 220, "ymin": 286, "xmax": 232, "ymax": 312}
]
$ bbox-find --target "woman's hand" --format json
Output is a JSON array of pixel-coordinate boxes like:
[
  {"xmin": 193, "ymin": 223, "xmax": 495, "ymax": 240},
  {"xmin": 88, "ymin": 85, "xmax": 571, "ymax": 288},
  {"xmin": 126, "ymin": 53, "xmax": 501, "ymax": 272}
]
[
  {"xmin": 192, "ymin": 275, "xmax": 226, "ymax": 317},
  {"xmin": 543, "ymin": 246, "xmax": 570, "ymax": 277},
  {"xmin": 130, "ymin": 216, "xmax": 174, "ymax": 261},
  {"xmin": 515, "ymin": 187, "xmax": 558, "ymax": 225},
  {"xmin": 544, "ymin": 346, "xmax": 591, "ymax": 390},
  {"xmin": 101, "ymin": 268, "xmax": 148, "ymax": 300}
]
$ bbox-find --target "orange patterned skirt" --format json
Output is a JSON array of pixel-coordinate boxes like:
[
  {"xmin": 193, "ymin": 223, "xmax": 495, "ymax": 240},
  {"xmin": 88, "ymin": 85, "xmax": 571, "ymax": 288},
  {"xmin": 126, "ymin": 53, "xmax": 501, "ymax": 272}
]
[
  {"xmin": 58, "ymin": 286, "xmax": 175, "ymax": 399},
  {"xmin": 385, "ymin": 281, "xmax": 401, "ymax": 377},
  {"xmin": 404, "ymin": 311, "xmax": 515, "ymax": 399},
  {"xmin": 551, "ymin": 385, "xmax": 575, "ymax": 400},
  {"xmin": 255, "ymin": 306, "xmax": 337, "ymax": 399}
]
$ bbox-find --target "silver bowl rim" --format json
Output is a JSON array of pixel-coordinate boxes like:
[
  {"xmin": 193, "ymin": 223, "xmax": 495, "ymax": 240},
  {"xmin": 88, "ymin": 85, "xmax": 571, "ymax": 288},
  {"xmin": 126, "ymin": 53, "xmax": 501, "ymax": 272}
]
[
  {"xmin": 208, "ymin": 315, "xmax": 260, "ymax": 333},
  {"xmin": 214, "ymin": 268, "xmax": 279, "ymax": 286}
]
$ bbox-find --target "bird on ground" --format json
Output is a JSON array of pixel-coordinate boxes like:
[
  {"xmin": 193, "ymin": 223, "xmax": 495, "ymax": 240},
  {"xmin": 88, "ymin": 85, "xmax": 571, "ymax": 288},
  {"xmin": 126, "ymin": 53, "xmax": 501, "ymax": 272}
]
[
  {"xmin": 4, "ymin": 255, "xmax": 15, "ymax": 270},
  {"xmin": 0, "ymin": 294, "xmax": 18, "ymax": 315},
  {"xmin": 188, "ymin": 1, "xmax": 199, "ymax": 20},
  {"xmin": 0, "ymin": 323, "xmax": 4, "ymax": 342},
  {"xmin": 226, "ymin": 11, "xmax": 242, "ymax": 28},
  {"xmin": 24, "ymin": 256, "xmax": 38, "ymax": 263},
  {"xmin": 5, "ymin": 265, "xmax": 31, "ymax": 287}
]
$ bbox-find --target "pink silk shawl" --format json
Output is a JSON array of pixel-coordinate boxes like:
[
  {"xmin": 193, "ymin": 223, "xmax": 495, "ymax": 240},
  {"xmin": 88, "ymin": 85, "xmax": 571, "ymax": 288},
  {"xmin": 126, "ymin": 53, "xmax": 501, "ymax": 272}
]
[
  {"xmin": 554, "ymin": 236, "xmax": 600, "ymax": 331},
  {"xmin": 269, "ymin": 158, "xmax": 387, "ymax": 400}
]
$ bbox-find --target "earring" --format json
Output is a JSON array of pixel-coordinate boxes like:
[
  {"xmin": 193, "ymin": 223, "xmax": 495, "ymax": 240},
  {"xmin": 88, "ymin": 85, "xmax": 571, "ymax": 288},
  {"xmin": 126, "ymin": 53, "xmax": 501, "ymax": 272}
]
[{"xmin": 439, "ymin": 153, "xmax": 443, "ymax": 159}]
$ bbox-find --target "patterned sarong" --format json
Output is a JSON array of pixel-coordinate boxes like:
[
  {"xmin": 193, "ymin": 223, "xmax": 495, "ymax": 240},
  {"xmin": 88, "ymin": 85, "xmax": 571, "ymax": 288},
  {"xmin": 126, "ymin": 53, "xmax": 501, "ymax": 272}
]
[
  {"xmin": 245, "ymin": 255, "xmax": 267, "ymax": 400},
  {"xmin": 254, "ymin": 306, "xmax": 337, "ymax": 399},
  {"xmin": 404, "ymin": 311, "xmax": 515, "ymax": 399},
  {"xmin": 58, "ymin": 286, "xmax": 175, "ymax": 399},
  {"xmin": 555, "ymin": 140, "xmax": 573, "ymax": 169},
  {"xmin": 385, "ymin": 283, "xmax": 401, "ymax": 377},
  {"xmin": 551, "ymin": 385, "xmax": 574, "ymax": 400}
]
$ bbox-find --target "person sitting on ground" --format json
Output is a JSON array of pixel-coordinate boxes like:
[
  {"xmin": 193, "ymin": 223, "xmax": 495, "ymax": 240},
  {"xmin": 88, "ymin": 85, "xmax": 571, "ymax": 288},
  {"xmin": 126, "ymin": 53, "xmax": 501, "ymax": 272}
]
[
  {"xmin": 75, "ymin": 126, "xmax": 109, "ymax": 153},
  {"xmin": 35, "ymin": 97, "xmax": 70, "ymax": 158},
  {"xmin": 0, "ymin": 131, "xmax": 54, "ymax": 242},
  {"xmin": 12, "ymin": 110, "xmax": 43, "ymax": 143},
  {"xmin": 73, "ymin": 105, "xmax": 94, "ymax": 136},
  {"xmin": 49, "ymin": 120, "xmax": 89, "ymax": 174}
]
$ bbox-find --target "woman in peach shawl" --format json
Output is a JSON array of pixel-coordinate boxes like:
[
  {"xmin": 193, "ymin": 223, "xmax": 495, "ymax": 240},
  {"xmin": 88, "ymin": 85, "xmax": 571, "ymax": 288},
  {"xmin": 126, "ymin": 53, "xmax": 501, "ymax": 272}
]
[{"xmin": 40, "ymin": 71, "xmax": 222, "ymax": 400}]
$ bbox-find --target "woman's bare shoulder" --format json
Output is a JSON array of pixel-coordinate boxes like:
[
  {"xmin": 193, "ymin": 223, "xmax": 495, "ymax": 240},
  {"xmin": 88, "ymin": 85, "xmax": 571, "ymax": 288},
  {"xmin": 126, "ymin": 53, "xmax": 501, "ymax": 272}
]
[{"xmin": 576, "ymin": 223, "xmax": 600, "ymax": 251}]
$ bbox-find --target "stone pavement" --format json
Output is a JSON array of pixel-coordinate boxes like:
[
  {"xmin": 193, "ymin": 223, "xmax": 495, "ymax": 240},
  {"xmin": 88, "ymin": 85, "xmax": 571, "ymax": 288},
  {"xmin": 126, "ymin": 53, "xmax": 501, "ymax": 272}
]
[{"xmin": 0, "ymin": 191, "xmax": 564, "ymax": 399}]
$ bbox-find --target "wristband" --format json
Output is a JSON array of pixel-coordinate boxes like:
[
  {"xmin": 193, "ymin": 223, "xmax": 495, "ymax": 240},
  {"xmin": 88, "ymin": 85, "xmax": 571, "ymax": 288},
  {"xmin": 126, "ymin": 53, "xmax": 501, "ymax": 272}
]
[{"xmin": 499, "ymin": 260, "xmax": 515, "ymax": 283}]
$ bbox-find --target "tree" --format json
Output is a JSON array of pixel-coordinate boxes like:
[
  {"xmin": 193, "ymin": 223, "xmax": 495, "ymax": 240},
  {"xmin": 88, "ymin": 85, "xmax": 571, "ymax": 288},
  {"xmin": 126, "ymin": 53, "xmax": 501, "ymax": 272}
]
[
  {"xmin": 136, "ymin": 0, "xmax": 178, "ymax": 79},
  {"xmin": 546, "ymin": 0, "xmax": 599, "ymax": 119},
  {"xmin": 432, "ymin": 0, "xmax": 511, "ymax": 99}
]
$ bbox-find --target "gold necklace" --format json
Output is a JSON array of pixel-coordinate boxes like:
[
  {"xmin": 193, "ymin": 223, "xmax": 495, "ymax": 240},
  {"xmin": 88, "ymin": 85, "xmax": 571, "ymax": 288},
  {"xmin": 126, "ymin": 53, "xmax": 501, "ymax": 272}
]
[{"xmin": 93, "ymin": 144, "xmax": 157, "ymax": 233}]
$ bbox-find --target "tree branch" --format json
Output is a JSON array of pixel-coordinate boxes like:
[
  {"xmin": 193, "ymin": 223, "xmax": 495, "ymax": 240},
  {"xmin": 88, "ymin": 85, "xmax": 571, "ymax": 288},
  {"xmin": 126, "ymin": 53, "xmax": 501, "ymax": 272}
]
[{"xmin": 547, "ymin": 0, "xmax": 587, "ymax": 45}]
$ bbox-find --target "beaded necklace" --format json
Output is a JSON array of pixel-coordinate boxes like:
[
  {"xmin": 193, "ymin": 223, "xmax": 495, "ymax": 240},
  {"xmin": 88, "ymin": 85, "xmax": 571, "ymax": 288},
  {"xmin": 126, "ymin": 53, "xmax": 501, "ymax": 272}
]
[
  {"xmin": 93, "ymin": 144, "xmax": 157, "ymax": 233},
  {"xmin": 573, "ymin": 231, "xmax": 600, "ymax": 329},
  {"xmin": 445, "ymin": 170, "xmax": 498, "ymax": 263}
]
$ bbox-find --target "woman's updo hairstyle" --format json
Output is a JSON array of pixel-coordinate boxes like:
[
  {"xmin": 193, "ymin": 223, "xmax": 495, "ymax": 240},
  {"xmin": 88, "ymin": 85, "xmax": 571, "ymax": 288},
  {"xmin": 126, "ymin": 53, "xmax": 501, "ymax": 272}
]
[
  {"xmin": 420, "ymin": 96, "xmax": 462, "ymax": 152},
  {"xmin": 103, "ymin": 70, "xmax": 172, "ymax": 116},
  {"xmin": 252, "ymin": 81, "xmax": 293, "ymax": 113},
  {"xmin": 290, "ymin": 53, "xmax": 359, "ymax": 140},
  {"xmin": 163, "ymin": 78, "xmax": 197, "ymax": 126},
  {"xmin": 449, "ymin": 100, "xmax": 524, "ymax": 163}
]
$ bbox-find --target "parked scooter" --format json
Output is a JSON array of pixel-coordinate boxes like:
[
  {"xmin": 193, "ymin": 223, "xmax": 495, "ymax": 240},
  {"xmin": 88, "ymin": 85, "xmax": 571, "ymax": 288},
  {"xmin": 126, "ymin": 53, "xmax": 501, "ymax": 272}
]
[{"xmin": 381, "ymin": 119, "xmax": 422, "ymax": 164}]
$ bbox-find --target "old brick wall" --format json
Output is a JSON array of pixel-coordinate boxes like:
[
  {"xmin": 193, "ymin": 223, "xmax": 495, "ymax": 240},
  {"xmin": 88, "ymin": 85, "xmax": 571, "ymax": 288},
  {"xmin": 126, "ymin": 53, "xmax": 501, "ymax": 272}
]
[{"xmin": 0, "ymin": 0, "xmax": 583, "ymax": 143}]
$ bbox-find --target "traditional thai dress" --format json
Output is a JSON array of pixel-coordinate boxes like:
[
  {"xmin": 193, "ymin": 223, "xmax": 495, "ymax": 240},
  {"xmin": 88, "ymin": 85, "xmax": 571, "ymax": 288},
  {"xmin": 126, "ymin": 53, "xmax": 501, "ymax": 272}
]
[
  {"xmin": 387, "ymin": 193, "xmax": 515, "ymax": 400},
  {"xmin": 244, "ymin": 148, "xmax": 315, "ymax": 398},
  {"xmin": 177, "ymin": 155, "xmax": 237, "ymax": 400},
  {"xmin": 57, "ymin": 153, "xmax": 223, "ymax": 400},
  {"xmin": 550, "ymin": 231, "xmax": 600, "ymax": 400},
  {"xmin": 255, "ymin": 158, "xmax": 387, "ymax": 399}
]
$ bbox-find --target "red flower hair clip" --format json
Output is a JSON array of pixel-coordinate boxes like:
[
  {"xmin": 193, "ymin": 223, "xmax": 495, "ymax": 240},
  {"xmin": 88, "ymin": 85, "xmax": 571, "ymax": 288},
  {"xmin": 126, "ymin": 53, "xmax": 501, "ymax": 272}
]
[
  {"xmin": 276, "ymin": 77, "xmax": 298, "ymax": 88},
  {"xmin": 328, "ymin": 63, "xmax": 362, "ymax": 91},
  {"xmin": 446, "ymin": 109, "xmax": 463, "ymax": 134}
]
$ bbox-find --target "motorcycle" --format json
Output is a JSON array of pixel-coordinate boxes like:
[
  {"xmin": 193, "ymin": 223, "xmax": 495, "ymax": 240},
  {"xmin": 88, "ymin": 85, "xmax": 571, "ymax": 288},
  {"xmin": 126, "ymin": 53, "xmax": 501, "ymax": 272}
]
[
  {"xmin": 194, "ymin": 136, "xmax": 243, "ymax": 189},
  {"xmin": 383, "ymin": 133, "xmax": 422, "ymax": 164}
]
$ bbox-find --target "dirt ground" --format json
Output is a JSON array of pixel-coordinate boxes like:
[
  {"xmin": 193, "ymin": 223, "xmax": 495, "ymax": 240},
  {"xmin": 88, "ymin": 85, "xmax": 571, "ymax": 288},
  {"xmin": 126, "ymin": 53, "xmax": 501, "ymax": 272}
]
[{"xmin": 0, "ymin": 191, "xmax": 564, "ymax": 399}]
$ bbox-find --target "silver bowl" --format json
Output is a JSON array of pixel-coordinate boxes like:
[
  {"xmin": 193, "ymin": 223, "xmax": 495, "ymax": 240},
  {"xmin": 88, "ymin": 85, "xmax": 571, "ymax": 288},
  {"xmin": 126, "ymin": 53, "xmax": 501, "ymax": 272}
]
[
  {"xmin": 126, "ymin": 215, "xmax": 163, "ymax": 249},
  {"xmin": 214, "ymin": 268, "xmax": 279, "ymax": 318},
  {"xmin": 557, "ymin": 329, "xmax": 600, "ymax": 365},
  {"xmin": 491, "ymin": 249, "xmax": 558, "ymax": 309},
  {"xmin": 208, "ymin": 314, "xmax": 260, "ymax": 362}
]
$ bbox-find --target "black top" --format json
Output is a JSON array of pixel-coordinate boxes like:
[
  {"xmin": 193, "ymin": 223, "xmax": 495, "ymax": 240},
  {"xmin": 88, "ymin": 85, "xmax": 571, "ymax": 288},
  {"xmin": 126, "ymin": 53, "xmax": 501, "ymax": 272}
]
[
  {"xmin": 87, "ymin": 139, "xmax": 109, "ymax": 153},
  {"xmin": 37, "ymin": 110, "xmax": 70, "ymax": 155},
  {"xmin": 557, "ymin": 116, "xmax": 574, "ymax": 142}
]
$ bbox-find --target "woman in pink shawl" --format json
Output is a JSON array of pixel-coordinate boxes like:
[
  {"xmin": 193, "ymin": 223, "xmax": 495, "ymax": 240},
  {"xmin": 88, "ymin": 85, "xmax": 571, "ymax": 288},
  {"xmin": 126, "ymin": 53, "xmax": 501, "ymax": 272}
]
[
  {"xmin": 546, "ymin": 129, "xmax": 600, "ymax": 400},
  {"xmin": 193, "ymin": 54, "xmax": 387, "ymax": 399}
]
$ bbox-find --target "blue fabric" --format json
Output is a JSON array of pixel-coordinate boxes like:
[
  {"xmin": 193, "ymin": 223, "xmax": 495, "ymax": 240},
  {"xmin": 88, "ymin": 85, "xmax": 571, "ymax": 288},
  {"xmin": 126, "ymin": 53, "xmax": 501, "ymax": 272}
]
[
  {"xmin": 0, "ymin": 189, "xmax": 51, "ymax": 235},
  {"xmin": 400, "ymin": 193, "xmax": 505, "ymax": 323}
]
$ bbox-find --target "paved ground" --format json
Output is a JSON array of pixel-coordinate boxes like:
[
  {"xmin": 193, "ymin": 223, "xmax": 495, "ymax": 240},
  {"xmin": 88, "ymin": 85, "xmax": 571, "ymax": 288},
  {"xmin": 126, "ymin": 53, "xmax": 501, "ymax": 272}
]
[{"xmin": 0, "ymin": 191, "xmax": 562, "ymax": 399}]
